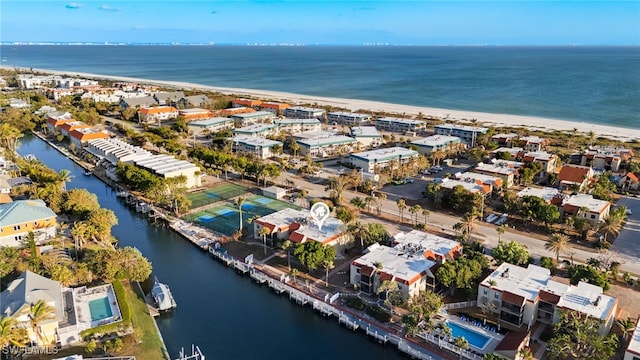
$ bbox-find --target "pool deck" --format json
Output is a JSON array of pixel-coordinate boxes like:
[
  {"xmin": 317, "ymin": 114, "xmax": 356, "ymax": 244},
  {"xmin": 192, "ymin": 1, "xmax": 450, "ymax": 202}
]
[
  {"xmin": 73, "ymin": 284, "xmax": 122, "ymax": 329},
  {"xmin": 444, "ymin": 316, "xmax": 504, "ymax": 353}
]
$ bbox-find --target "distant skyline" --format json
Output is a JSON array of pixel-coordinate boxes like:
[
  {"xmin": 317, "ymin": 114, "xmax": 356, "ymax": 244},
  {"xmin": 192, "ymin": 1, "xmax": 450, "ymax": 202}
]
[{"xmin": 2, "ymin": 1, "xmax": 639, "ymax": 46}]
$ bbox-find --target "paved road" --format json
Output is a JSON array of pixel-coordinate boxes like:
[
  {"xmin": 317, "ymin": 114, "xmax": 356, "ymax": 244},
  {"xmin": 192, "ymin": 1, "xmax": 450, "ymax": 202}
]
[
  {"xmin": 611, "ymin": 196, "xmax": 640, "ymax": 261},
  {"xmin": 288, "ymin": 172, "xmax": 640, "ymax": 276}
]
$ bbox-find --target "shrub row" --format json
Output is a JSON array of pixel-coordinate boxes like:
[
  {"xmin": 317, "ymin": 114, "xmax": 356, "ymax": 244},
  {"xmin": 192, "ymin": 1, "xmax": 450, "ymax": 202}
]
[{"xmin": 80, "ymin": 280, "xmax": 132, "ymax": 340}]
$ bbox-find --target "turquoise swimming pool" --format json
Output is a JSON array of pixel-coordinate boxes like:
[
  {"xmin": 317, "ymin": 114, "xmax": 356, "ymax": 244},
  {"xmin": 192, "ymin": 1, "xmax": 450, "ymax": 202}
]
[
  {"xmin": 446, "ymin": 321, "xmax": 491, "ymax": 349},
  {"xmin": 88, "ymin": 296, "xmax": 113, "ymax": 322}
]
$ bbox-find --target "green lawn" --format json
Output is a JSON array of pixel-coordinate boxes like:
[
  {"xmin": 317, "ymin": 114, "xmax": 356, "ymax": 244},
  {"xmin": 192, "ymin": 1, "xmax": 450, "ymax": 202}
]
[{"xmin": 126, "ymin": 281, "xmax": 169, "ymax": 360}]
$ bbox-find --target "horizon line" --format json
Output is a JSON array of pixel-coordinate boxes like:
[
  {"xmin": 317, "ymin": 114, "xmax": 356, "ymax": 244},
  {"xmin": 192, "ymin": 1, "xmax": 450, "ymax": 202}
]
[{"xmin": 2, "ymin": 42, "xmax": 640, "ymax": 47}]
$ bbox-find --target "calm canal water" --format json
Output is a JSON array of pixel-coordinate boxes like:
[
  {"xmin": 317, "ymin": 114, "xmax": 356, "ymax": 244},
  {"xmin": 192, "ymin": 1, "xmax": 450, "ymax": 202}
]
[{"xmin": 17, "ymin": 135, "xmax": 403, "ymax": 360}]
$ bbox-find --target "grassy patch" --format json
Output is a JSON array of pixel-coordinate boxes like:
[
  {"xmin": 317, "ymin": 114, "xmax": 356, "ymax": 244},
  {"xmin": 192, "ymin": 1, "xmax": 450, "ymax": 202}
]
[{"xmin": 125, "ymin": 281, "xmax": 168, "ymax": 359}]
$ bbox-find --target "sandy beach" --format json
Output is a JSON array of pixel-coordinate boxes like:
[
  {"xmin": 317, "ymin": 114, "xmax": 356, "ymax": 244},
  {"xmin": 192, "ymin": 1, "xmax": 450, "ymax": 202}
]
[{"xmin": 9, "ymin": 67, "xmax": 640, "ymax": 142}]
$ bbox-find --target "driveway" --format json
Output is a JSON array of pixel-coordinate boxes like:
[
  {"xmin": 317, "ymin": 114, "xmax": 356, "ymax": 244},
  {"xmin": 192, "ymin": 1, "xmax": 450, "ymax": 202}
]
[{"xmin": 611, "ymin": 196, "xmax": 640, "ymax": 262}]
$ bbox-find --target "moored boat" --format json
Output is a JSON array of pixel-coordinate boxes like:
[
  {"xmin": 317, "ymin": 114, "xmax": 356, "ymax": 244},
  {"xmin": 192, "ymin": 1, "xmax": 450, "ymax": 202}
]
[{"xmin": 152, "ymin": 277, "xmax": 177, "ymax": 311}]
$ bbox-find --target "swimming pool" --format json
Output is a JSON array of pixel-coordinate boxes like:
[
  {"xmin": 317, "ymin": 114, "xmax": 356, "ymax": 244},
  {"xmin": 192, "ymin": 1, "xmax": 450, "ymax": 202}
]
[
  {"xmin": 446, "ymin": 321, "xmax": 491, "ymax": 349},
  {"xmin": 88, "ymin": 296, "xmax": 113, "ymax": 322}
]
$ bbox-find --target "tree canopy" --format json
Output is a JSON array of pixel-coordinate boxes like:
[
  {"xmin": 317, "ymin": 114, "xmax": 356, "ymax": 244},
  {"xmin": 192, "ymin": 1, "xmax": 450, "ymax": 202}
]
[
  {"xmin": 293, "ymin": 241, "xmax": 336, "ymax": 272},
  {"xmin": 491, "ymin": 240, "xmax": 530, "ymax": 266},
  {"xmin": 547, "ymin": 309, "xmax": 617, "ymax": 360}
]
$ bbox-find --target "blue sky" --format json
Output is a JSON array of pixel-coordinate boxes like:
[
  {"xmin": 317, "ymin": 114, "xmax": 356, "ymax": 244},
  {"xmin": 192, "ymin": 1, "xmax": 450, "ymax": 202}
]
[{"xmin": 2, "ymin": 1, "xmax": 639, "ymax": 45}]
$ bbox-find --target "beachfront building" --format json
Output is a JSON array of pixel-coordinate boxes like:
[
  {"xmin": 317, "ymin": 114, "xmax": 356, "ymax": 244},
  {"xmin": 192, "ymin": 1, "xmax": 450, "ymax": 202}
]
[
  {"xmin": 17, "ymin": 74, "xmax": 62, "ymax": 89},
  {"xmin": 258, "ymin": 102, "xmax": 291, "ymax": 114},
  {"xmin": 230, "ymin": 111, "xmax": 276, "ymax": 125},
  {"xmin": 491, "ymin": 133, "xmax": 518, "ymax": 147},
  {"xmin": 153, "ymin": 91, "xmax": 185, "ymax": 106},
  {"xmin": 218, "ymin": 107, "xmax": 256, "ymax": 117},
  {"xmin": 283, "ymin": 106, "xmax": 326, "ymax": 119},
  {"xmin": 137, "ymin": 106, "xmax": 179, "ymax": 124},
  {"xmin": 578, "ymin": 146, "xmax": 635, "ymax": 172},
  {"xmin": 517, "ymin": 187, "xmax": 562, "ymax": 204},
  {"xmin": 228, "ymin": 136, "xmax": 283, "ymax": 159},
  {"xmin": 274, "ymin": 118, "xmax": 322, "ymax": 134},
  {"xmin": 232, "ymin": 98, "xmax": 263, "ymax": 108},
  {"xmin": 119, "ymin": 96, "xmax": 156, "ymax": 109},
  {"xmin": 350, "ymin": 230, "xmax": 462, "ymax": 299},
  {"xmin": 350, "ymin": 126, "xmax": 383, "ymax": 148},
  {"xmin": 558, "ymin": 164, "xmax": 595, "ymax": 191},
  {"xmin": 474, "ymin": 159, "xmax": 524, "ymax": 188},
  {"xmin": 297, "ymin": 134, "xmax": 357, "ymax": 158},
  {"xmin": 434, "ymin": 124, "xmax": 489, "ymax": 147},
  {"xmin": 0, "ymin": 199, "xmax": 58, "ymax": 247},
  {"xmin": 478, "ymin": 263, "xmax": 617, "ymax": 335},
  {"xmin": 187, "ymin": 118, "xmax": 235, "ymax": 136},
  {"xmin": 233, "ymin": 123, "xmax": 277, "ymax": 138},
  {"xmin": 518, "ymin": 136, "xmax": 549, "ymax": 152},
  {"xmin": 375, "ymin": 117, "xmax": 426, "ymax": 134},
  {"xmin": 58, "ymin": 121, "xmax": 91, "ymax": 138},
  {"xmin": 624, "ymin": 318, "xmax": 640, "ymax": 360},
  {"xmin": 348, "ymin": 147, "xmax": 420, "ymax": 174},
  {"xmin": 411, "ymin": 135, "xmax": 462, "ymax": 156},
  {"xmin": 179, "ymin": 95, "xmax": 211, "ymax": 108},
  {"xmin": 491, "ymin": 147, "xmax": 524, "ymax": 160},
  {"xmin": 82, "ymin": 89, "xmax": 149, "ymax": 104},
  {"xmin": 618, "ymin": 172, "xmax": 640, "ymax": 191},
  {"xmin": 178, "ymin": 108, "xmax": 213, "ymax": 121},
  {"xmin": 69, "ymin": 128, "xmax": 111, "ymax": 149},
  {"xmin": 522, "ymin": 151, "xmax": 558, "ymax": 176},
  {"xmin": 86, "ymin": 138, "xmax": 153, "ymax": 165},
  {"xmin": 0, "ymin": 271, "xmax": 64, "ymax": 345},
  {"xmin": 453, "ymin": 172, "xmax": 503, "ymax": 193},
  {"xmin": 133, "ymin": 155, "xmax": 202, "ymax": 188},
  {"xmin": 253, "ymin": 207, "xmax": 352, "ymax": 253},
  {"xmin": 327, "ymin": 111, "xmax": 372, "ymax": 126},
  {"xmin": 561, "ymin": 194, "xmax": 611, "ymax": 226}
]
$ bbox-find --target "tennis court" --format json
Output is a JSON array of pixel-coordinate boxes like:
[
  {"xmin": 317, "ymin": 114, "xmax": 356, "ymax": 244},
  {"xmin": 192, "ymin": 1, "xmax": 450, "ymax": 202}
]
[
  {"xmin": 183, "ymin": 195, "xmax": 300, "ymax": 236},
  {"xmin": 186, "ymin": 183, "xmax": 249, "ymax": 209}
]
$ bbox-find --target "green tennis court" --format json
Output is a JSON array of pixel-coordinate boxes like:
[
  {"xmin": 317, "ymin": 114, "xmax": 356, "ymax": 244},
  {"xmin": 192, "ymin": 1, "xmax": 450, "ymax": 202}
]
[
  {"xmin": 183, "ymin": 195, "xmax": 300, "ymax": 236},
  {"xmin": 186, "ymin": 183, "xmax": 249, "ymax": 209}
]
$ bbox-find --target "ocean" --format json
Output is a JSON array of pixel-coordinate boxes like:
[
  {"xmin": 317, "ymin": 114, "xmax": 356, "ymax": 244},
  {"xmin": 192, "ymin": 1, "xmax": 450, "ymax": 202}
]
[{"xmin": 1, "ymin": 45, "xmax": 639, "ymax": 129}]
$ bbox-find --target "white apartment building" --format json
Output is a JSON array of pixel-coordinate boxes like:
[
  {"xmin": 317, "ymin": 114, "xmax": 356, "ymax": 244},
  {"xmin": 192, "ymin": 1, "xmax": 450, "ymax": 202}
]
[
  {"xmin": 229, "ymin": 136, "xmax": 283, "ymax": 159},
  {"xmin": 434, "ymin": 124, "xmax": 489, "ymax": 147},
  {"xmin": 624, "ymin": 318, "xmax": 640, "ymax": 360},
  {"xmin": 230, "ymin": 111, "xmax": 275, "ymax": 125},
  {"xmin": 188, "ymin": 118, "xmax": 234, "ymax": 136},
  {"xmin": 137, "ymin": 106, "xmax": 179, "ymax": 124},
  {"xmin": 350, "ymin": 126, "xmax": 383, "ymax": 148},
  {"xmin": 274, "ymin": 118, "xmax": 322, "ymax": 134},
  {"xmin": 516, "ymin": 186, "xmax": 561, "ymax": 204},
  {"xmin": 133, "ymin": 155, "xmax": 202, "ymax": 188},
  {"xmin": 327, "ymin": 112, "xmax": 372, "ymax": 126},
  {"xmin": 478, "ymin": 263, "xmax": 617, "ymax": 335},
  {"xmin": 522, "ymin": 151, "xmax": 558, "ymax": 176},
  {"xmin": 297, "ymin": 135, "xmax": 357, "ymax": 158},
  {"xmin": 86, "ymin": 138, "xmax": 153, "ymax": 165},
  {"xmin": 348, "ymin": 147, "xmax": 420, "ymax": 174},
  {"xmin": 233, "ymin": 123, "xmax": 277, "ymax": 138},
  {"xmin": 474, "ymin": 159, "xmax": 524, "ymax": 188},
  {"xmin": 283, "ymin": 106, "xmax": 326, "ymax": 119},
  {"xmin": 411, "ymin": 135, "xmax": 462, "ymax": 155},
  {"xmin": 518, "ymin": 136, "xmax": 549, "ymax": 152},
  {"xmin": 375, "ymin": 117, "xmax": 426, "ymax": 134}
]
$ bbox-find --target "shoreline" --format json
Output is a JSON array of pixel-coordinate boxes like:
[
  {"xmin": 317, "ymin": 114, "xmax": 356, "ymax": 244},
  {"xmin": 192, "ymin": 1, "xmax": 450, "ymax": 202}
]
[{"xmin": 6, "ymin": 66, "xmax": 640, "ymax": 142}]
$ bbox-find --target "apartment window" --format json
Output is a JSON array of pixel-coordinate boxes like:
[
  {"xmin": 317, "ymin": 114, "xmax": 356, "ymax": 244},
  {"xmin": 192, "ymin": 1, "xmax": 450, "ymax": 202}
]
[
  {"xmin": 483, "ymin": 288, "xmax": 488, "ymax": 296},
  {"xmin": 494, "ymin": 293, "xmax": 500, "ymax": 299},
  {"xmin": 591, "ymin": 214, "xmax": 596, "ymax": 219}
]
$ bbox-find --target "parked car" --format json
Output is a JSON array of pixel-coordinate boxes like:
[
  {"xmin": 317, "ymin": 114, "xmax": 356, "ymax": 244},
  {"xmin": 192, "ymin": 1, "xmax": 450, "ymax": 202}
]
[
  {"xmin": 405, "ymin": 178, "xmax": 414, "ymax": 183},
  {"xmin": 627, "ymin": 209, "xmax": 633, "ymax": 215},
  {"xmin": 420, "ymin": 169, "xmax": 431, "ymax": 175}
]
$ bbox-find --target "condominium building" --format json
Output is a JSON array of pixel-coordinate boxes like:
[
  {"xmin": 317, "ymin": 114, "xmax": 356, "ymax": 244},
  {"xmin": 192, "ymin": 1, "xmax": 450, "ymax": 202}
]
[
  {"xmin": 327, "ymin": 112, "xmax": 372, "ymax": 126},
  {"xmin": 233, "ymin": 123, "xmax": 277, "ymax": 138},
  {"xmin": 274, "ymin": 118, "xmax": 322, "ymax": 134},
  {"xmin": 474, "ymin": 159, "xmax": 523, "ymax": 188},
  {"xmin": 624, "ymin": 318, "xmax": 640, "ymax": 360},
  {"xmin": 478, "ymin": 263, "xmax": 617, "ymax": 335},
  {"xmin": 375, "ymin": 117, "xmax": 426, "ymax": 134},
  {"xmin": 232, "ymin": 98, "xmax": 263, "ymax": 108},
  {"xmin": 561, "ymin": 194, "xmax": 611, "ymax": 226},
  {"xmin": 69, "ymin": 128, "xmax": 111, "ymax": 149},
  {"xmin": 453, "ymin": 172, "xmax": 503, "ymax": 193},
  {"xmin": 411, "ymin": 135, "xmax": 462, "ymax": 155},
  {"xmin": 434, "ymin": 124, "xmax": 489, "ymax": 147},
  {"xmin": 516, "ymin": 187, "xmax": 562, "ymax": 204},
  {"xmin": 230, "ymin": 111, "xmax": 275, "ymax": 125},
  {"xmin": 518, "ymin": 136, "xmax": 549, "ymax": 152},
  {"xmin": 133, "ymin": 155, "xmax": 202, "ymax": 188},
  {"xmin": 297, "ymin": 135, "xmax": 357, "ymax": 158},
  {"xmin": 348, "ymin": 147, "xmax": 420, "ymax": 174},
  {"xmin": 137, "ymin": 106, "xmax": 179, "ymax": 124},
  {"xmin": 350, "ymin": 126, "xmax": 383, "ymax": 148},
  {"xmin": 187, "ymin": 118, "xmax": 235, "ymax": 136},
  {"xmin": 229, "ymin": 136, "xmax": 283, "ymax": 159},
  {"xmin": 178, "ymin": 108, "xmax": 213, "ymax": 121},
  {"xmin": 283, "ymin": 106, "xmax": 326, "ymax": 119},
  {"xmin": 522, "ymin": 151, "xmax": 558, "ymax": 176},
  {"xmin": 258, "ymin": 102, "xmax": 291, "ymax": 113}
]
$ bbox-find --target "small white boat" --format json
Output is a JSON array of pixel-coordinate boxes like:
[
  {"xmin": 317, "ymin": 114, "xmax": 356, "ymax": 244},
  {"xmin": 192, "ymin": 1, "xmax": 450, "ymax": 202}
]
[
  {"xmin": 115, "ymin": 190, "xmax": 129, "ymax": 198},
  {"xmin": 152, "ymin": 277, "xmax": 176, "ymax": 311},
  {"xmin": 83, "ymin": 169, "xmax": 92, "ymax": 176}
]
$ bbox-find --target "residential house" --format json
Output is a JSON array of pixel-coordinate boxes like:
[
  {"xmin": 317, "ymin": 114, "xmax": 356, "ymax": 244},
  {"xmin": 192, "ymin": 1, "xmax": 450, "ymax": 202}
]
[
  {"xmin": 58, "ymin": 121, "xmax": 90, "ymax": 138},
  {"xmin": 561, "ymin": 194, "xmax": 611, "ymax": 226},
  {"xmin": 218, "ymin": 107, "xmax": 256, "ymax": 116},
  {"xmin": 350, "ymin": 230, "xmax": 462, "ymax": 299},
  {"xmin": 119, "ymin": 96, "xmax": 156, "ymax": 109},
  {"xmin": 8, "ymin": 98, "xmax": 30, "ymax": 108},
  {"xmin": 283, "ymin": 106, "xmax": 326, "ymax": 119},
  {"xmin": 137, "ymin": 106, "xmax": 179, "ymax": 124},
  {"xmin": 178, "ymin": 108, "xmax": 213, "ymax": 121},
  {"xmin": 348, "ymin": 147, "xmax": 419, "ymax": 174},
  {"xmin": 0, "ymin": 199, "xmax": 57, "ymax": 247},
  {"xmin": 232, "ymin": 98, "xmax": 263, "ymax": 108},
  {"xmin": 350, "ymin": 126, "xmax": 383, "ymax": 148},
  {"xmin": 297, "ymin": 134, "xmax": 357, "ymax": 158},
  {"xmin": 491, "ymin": 133, "xmax": 518, "ymax": 147},
  {"xmin": 478, "ymin": 263, "xmax": 617, "ymax": 335},
  {"xmin": 411, "ymin": 135, "xmax": 462, "ymax": 156},
  {"xmin": 0, "ymin": 271, "xmax": 64, "ymax": 345},
  {"xmin": 522, "ymin": 151, "xmax": 558, "ymax": 176},
  {"xmin": 518, "ymin": 136, "xmax": 549, "ymax": 152},
  {"xmin": 494, "ymin": 331, "xmax": 531, "ymax": 360},
  {"xmin": 434, "ymin": 124, "xmax": 489, "ymax": 147},
  {"xmin": 618, "ymin": 172, "xmax": 640, "ymax": 191},
  {"xmin": 438, "ymin": 178, "xmax": 491, "ymax": 196},
  {"xmin": 228, "ymin": 136, "xmax": 283, "ymax": 159},
  {"xmin": 517, "ymin": 186, "xmax": 562, "ymax": 204},
  {"xmin": 491, "ymin": 147, "xmax": 525, "ymax": 160},
  {"xmin": 474, "ymin": 159, "xmax": 523, "ymax": 188},
  {"xmin": 69, "ymin": 128, "xmax": 111, "ymax": 149},
  {"xmin": 453, "ymin": 172, "xmax": 503, "ymax": 194},
  {"xmin": 375, "ymin": 117, "xmax": 426, "ymax": 134},
  {"xmin": 153, "ymin": 91, "xmax": 185, "ymax": 106},
  {"xmin": 179, "ymin": 95, "xmax": 211, "ymax": 108},
  {"xmin": 230, "ymin": 111, "xmax": 275, "ymax": 125},
  {"xmin": 624, "ymin": 317, "xmax": 640, "ymax": 360},
  {"xmin": 579, "ymin": 146, "xmax": 635, "ymax": 172},
  {"xmin": 327, "ymin": 112, "xmax": 372, "ymax": 126},
  {"xmin": 253, "ymin": 208, "xmax": 352, "ymax": 253},
  {"xmin": 187, "ymin": 118, "xmax": 235, "ymax": 136},
  {"xmin": 558, "ymin": 164, "xmax": 594, "ymax": 191}
]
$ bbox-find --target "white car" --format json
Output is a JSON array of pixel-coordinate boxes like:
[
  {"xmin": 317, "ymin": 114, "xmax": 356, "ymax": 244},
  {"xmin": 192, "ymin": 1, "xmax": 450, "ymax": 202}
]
[
  {"xmin": 405, "ymin": 178, "xmax": 414, "ymax": 184},
  {"xmin": 627, "ymin": 209, "xmax": 633, "ymax": 215}
]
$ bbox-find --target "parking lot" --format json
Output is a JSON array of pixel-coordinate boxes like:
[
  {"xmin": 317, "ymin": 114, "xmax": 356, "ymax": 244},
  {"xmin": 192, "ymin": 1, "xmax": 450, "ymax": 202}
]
[{"xmin": 611, "ymin": 195, "xmax": 640, "ymax": 260}]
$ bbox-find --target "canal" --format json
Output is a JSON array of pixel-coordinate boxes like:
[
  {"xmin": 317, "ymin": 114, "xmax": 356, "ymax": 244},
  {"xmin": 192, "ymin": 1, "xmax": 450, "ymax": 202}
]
[{"xmin": 17, "ymin": 135, "xmax": 404, "ymax": 360}]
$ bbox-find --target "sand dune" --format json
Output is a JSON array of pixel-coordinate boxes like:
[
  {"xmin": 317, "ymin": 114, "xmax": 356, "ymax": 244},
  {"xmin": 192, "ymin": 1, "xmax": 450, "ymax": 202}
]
[{"xmin": 11, "ymin": 67, "xmax": 640, "ymax": 142}]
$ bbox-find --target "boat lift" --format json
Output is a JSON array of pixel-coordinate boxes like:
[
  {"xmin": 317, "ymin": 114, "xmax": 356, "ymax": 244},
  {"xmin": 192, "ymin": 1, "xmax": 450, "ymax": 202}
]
[{"xmin": 175, "ymin": 345, "xmax": 205, "ymax": 360}]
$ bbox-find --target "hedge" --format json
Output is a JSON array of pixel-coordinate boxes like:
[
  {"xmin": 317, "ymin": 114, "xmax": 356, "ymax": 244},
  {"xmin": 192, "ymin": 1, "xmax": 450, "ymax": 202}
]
[
  {"xmin": 80, "ymin": 280, "xmax": 132, "ymax": 339},
  {"xmin": 365, "ymin": 305, "xmax": 392, "ymax": 323},
  {"xmin": 346, "ymin": 297, "xmax": 366, "ymax": 311}
]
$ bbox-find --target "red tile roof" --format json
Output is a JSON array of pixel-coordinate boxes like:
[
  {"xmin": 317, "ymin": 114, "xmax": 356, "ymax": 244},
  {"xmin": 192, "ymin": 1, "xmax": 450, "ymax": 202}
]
[
  {"xmin": 495, "ymin": 331, "xmax": 529, "ymax": 351},
  {"xmin": 559, "ymin": 165, "xmax": 592, "ymax": 184},
  {"xmin": 501, "ymin": 291, "xmax": 525, "ymax": 306},
  {"xmin": 289, "ymin": 231, "xmax": 305, "ymax": 243},
  {"xmin": 538, "ymin": 290, "xmax": 561, "ymax": 305}
]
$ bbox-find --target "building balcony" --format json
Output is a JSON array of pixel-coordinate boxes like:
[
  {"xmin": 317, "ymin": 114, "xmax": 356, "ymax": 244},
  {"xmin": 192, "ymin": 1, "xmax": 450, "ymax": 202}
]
[{"xmin": 501, "ymin": 301, "xmax": 524, "ymax": 314}]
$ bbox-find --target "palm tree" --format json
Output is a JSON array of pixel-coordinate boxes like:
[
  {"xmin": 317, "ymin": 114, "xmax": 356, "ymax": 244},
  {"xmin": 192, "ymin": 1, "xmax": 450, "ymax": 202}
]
[
  {"xmin": 258, "ymin": 226, "xmax": 271, "ymax": 256},
  {"xmin": 350, "ymin": 197, "xmax": 366, "ymax": 211},
  {"xmin": 347, "ymin": 221, "xmax": 368, "ymax": 249},
  {"xmin": 453, "ymin": 336, "xmax": 470, "ymax": 359},
  {"xmin": 235, "ymin": 196, "xmax": 246, "ymax": 231},
  {"xmin": 617, "ymin": 317, "xmax": 636, "ymax": 343},
  {"xmin": 545, "ymin": 233, "xmax": 570, "ymax": 263},
  {"xmin": 439, "ymin": 323, "xmax": 452, "ymax": 339},
  {"xmin": 29, "ymin": 300, "xmax": 56, "ymax": 345},
  {"xmin": 396, "ymin": 199, "xmax": 407, "ymax": 223},
  {"xmin": 496, "ymin": 224, "xmax": 506, "ymax": 241},
  {"xmin": 599, "ymin": 213, "xmax": 624, "ymax": 242},
  {"xmin": 57, "ymin": 169, "xmax": 72, "ymax": 192},
  {"xmin": 410, "ymin": 204, "xmax": 422, "ymax": 225},
  {"xmin": 364, "ymin": 195, "xmax": 375, "ymax": 213},
  {"xmin": 290, "ymin": 268, "xmax": 299, "ymax": 283},
  {"xmin": 422, "ymin": 209, "xmax": 430, "ymax": 228},
  {"xmin": 375, "ymin": 192, "xmax": 387, "ymax": 215},
  {"xmin": 282, "ymin": 240, "xmax": 292, "ymax": 271},
  {"xmin": 0, "ymin": 316, "xmax": 27, "ymax": 349},
  {"xmin": 322, "ymin": 259, "xmax": 333, "ymax": 287},
  {"xmin": 461, "ymin": 211, "xmax": 478, "ymax": 241}
]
